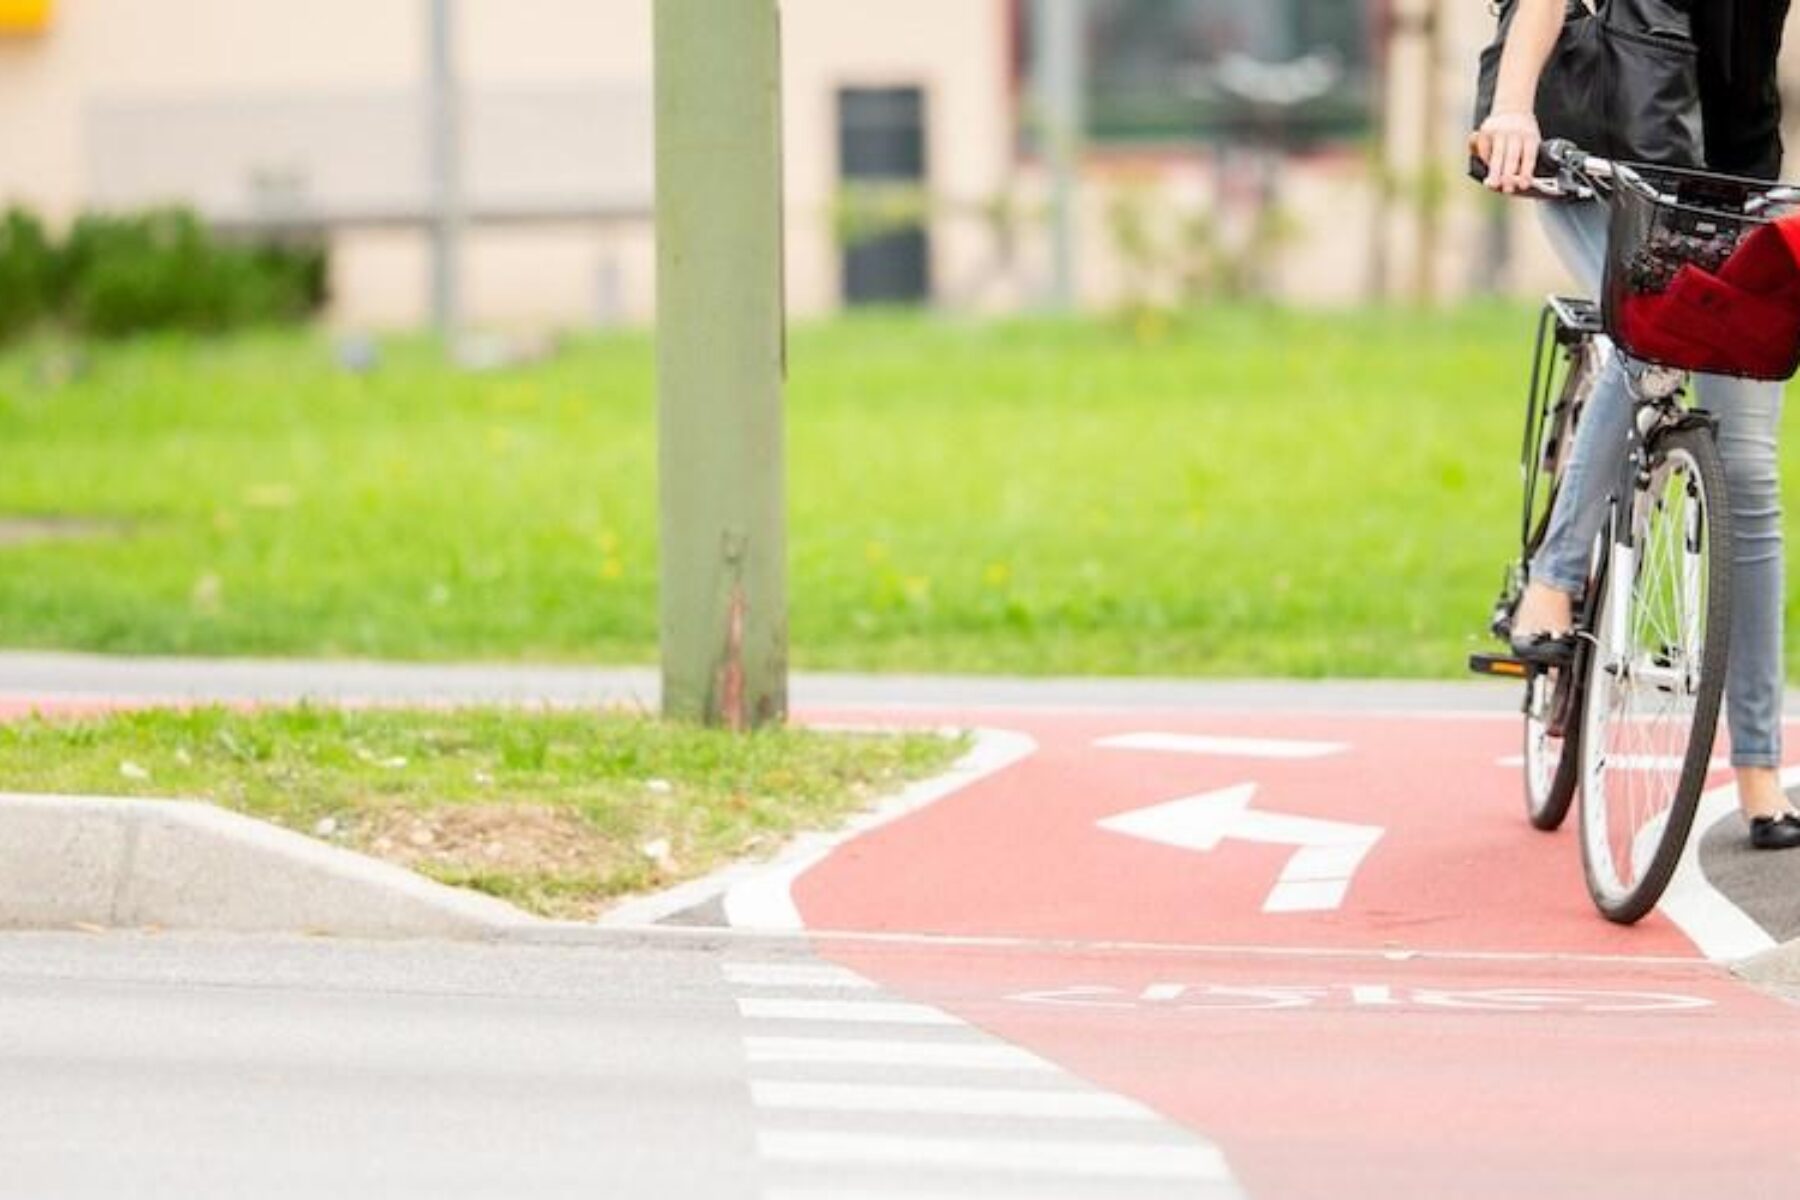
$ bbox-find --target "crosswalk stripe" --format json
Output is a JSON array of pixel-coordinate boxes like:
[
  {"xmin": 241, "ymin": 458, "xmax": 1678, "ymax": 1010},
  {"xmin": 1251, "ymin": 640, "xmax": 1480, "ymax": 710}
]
[
  {"xmin": 757, "ymin": 1131, "xmax": 1231, "ymax": 1180},
  {"xmin": 738, "ymin": 998, "xmax": 957, "ymax": 1026},
  {"xmin": 749, "ymin": 1080, "xmax": 1154, "ymax": 1120},
  {"xmin": 744, "ymin": 1037, "xmax": 1056, "ymax": 1072},
  {"xmin": 766, "ymin": 1189, "xmax": 1239, "ymax": 1200},
  {"xmin": 724, "ymin": 962, "xmax": 876, "ymax": 990},
  {"xmin": 764, "ymin": 1191, "xmax": 991, "ymax": 1200},
  {"xmin": 764, "ymin": 1191, "xmax": 1049, "ymax": 1200}
]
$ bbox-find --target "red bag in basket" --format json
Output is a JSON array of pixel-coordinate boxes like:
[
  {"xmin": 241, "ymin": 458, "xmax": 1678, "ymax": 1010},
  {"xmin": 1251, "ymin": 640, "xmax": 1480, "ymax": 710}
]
[{"xmin": 1619, "ymin": 215, "xmax": 1800, "ymax": 378}]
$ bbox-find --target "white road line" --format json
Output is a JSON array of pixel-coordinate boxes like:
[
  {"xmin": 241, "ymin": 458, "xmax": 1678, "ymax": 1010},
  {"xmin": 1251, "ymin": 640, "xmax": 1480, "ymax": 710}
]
[
  {"xmin": 757, "ymin": 1132, "xmax": 1231, "ymax": 1180},
  {"xmin": 1097, "ymin": 732, "xmax": 1347, "ymax": 759},
  {"xmin": 603, "ymin": 920, "xmax": 1716, "ymax": 966},
  {"xmin": 1496, "ymin": 754, "xmax": 1728, "ymax": 771},
  {"xmin": 749, "ymin": 1081, "xmax": 1154, "ymax": 1121},
  {"xmin": 738, "ymin": 998, "xmax": 958, "ymax": 1026},
  {"xmin": 1658, "ymin": 776, "xmax": 1780, "ymax": 962},
  {"xmin": 724, "ymin": 962, "xmax": 876, "ymax": 990},
  {"xmin": 744, "ymin": 1037, "xmax": 1057, "ymax": 1072}
]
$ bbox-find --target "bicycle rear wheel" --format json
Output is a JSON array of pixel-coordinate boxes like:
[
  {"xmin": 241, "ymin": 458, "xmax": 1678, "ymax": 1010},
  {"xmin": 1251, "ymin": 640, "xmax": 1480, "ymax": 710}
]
[
  {"xmin": 1519, "ymin": 338, "xmax": 1601, "ymax": 832},
  {"xmin": 1523, "ymin": 666, "xmax": 1581, "ymax": 831},
  {"xmin": 1578, "ymin": 424, "xmax": 1732, "ymax": 924}
]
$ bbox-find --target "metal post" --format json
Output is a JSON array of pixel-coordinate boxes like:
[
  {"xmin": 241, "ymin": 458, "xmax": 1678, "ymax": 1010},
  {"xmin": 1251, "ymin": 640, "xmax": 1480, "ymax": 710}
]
[
  {"xmin": 654, "ymin": 0, "xmax": 788, "ymax": 729},
  {"xmin": 1037, "ymin": 0, "xmax": 1085, "ymax": 311},
  {"xmin": 1414, "ymin": 0, "xmax": 1444, "ymax": 305},
  {"xmin": 1367, "ymin": 4, "xmax": 1398, "ymax": 302},
  {"xmin": 427, "ymin": 0, "xmax": 463, "ymax": 340}
]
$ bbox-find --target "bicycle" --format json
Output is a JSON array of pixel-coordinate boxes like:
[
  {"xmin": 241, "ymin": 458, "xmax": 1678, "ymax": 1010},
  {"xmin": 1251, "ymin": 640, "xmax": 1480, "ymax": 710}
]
[{"xmin": 1471, "ymin": 140, "xmax": 1800, "ymax": 924}]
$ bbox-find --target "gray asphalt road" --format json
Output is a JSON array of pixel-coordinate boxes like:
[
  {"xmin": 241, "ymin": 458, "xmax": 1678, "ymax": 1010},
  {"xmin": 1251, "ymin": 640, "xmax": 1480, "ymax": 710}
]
[
  {"xmin": 0, "ymin": 931, "xmax": 1230, "ymax": 1200},
  {"xmin": 2, "ymin": 932, "xmax": 761, "ymax": 1200},
  {"xmin": 0, "ymin": 650, "xmax": 1521, "ymax": 712}
]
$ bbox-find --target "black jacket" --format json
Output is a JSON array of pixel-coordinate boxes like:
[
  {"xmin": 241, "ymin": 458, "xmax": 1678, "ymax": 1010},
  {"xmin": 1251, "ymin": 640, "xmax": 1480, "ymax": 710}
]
[{"xmin": 1690, "ymin": 0, "xmax": 1791, "ymax": 178}]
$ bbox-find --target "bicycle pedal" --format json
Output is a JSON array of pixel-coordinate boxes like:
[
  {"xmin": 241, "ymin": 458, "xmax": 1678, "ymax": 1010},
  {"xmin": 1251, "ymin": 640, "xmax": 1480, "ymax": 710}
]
[{"xmin": 1468, "ymin": 652, "xmax": 1537, "ymax": 679}]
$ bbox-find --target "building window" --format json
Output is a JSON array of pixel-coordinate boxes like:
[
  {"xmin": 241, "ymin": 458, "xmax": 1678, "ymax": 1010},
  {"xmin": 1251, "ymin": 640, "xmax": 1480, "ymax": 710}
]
[
  {"xmin": 838, "ymin": 87, "xmax": 933, "ymax": 306},
  {"xmin": 1016, "ymin": 0, "xmax": 1377, "ymax": 148}
]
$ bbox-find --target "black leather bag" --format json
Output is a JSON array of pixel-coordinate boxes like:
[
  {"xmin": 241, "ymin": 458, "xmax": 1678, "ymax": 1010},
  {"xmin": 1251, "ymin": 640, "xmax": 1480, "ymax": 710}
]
[{"xmin": 1471, "ymin": 0, "xmax": 1704, "ymax": 180}]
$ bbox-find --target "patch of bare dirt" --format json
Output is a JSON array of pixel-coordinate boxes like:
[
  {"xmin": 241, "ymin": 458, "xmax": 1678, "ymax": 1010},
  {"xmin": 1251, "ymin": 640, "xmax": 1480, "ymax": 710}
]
[{"xmin": 356, "ymin": 804, "xmax": 616, "ymax": 878}]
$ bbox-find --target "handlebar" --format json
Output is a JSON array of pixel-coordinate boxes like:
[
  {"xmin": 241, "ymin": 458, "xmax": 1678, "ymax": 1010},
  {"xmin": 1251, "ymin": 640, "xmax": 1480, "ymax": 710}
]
[
  {"xmin": 1529, "ymin": 139, "xmax": 1616, "ymax": 199},
  {"xmin": 1529, "ymin": 139, "xmax": 1800, "ymax": 211}
]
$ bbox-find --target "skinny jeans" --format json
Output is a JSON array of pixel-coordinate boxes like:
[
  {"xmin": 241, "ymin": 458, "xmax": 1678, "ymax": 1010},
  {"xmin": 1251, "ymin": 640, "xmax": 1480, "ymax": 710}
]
[{"xmin": 1531, "ymin": 200, "xmax": 1785, "ymax": 768}]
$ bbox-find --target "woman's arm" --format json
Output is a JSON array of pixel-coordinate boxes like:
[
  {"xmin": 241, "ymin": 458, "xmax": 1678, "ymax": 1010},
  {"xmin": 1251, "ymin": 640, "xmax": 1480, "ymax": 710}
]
[{"xmin": 1469, "ymin": 0, "xmax": 1566, "ymax": 193}]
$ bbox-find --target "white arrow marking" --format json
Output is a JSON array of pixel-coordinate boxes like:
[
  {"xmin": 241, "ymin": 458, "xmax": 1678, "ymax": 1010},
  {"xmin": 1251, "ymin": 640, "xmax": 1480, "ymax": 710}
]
[
  {"xmin": 1097, "ymin": 733, "xmax": 1347, "ymax": 759},
  {"xmin": 1097, "ymin": 784, "xmax": 1384, "ymax": 913}
]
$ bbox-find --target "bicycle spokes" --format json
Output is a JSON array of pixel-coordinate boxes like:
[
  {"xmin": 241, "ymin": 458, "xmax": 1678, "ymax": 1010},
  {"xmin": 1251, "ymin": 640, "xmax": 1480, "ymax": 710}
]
[{"xmin": 1581, "ymin": 436, "xmax": 1728, "ymax": 921}]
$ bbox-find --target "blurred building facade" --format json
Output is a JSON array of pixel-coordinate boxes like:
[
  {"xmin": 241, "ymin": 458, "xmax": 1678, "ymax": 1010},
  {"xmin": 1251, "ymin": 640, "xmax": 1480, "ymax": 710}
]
[{"xmin": 0, "ymin": 1, "xmax": 1795, "ymax": 326}]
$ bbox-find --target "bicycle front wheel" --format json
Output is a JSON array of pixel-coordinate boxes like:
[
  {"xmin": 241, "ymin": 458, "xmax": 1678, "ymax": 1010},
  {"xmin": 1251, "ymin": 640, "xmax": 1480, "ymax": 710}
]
[{"xmin": 1578, "ymin": 424, "xmax": 1732, "ymax": 924}]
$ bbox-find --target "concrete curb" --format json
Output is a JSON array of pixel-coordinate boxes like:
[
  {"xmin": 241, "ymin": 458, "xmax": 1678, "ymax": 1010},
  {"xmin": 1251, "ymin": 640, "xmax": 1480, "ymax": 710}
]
[
  {"xmin": 1734, "ymin": 938, "xmax": 1800, "ymax": 994},
  {"xmin": 0, "ymin": 793, "xmax": 539, "ymax": 939}
]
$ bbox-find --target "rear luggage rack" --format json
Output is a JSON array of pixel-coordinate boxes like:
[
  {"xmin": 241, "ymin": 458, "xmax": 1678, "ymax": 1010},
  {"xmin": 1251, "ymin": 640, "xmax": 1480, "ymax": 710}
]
[{"xmin": 1547, "ymin": 296, "xmax": 1604, "ymax": 342}]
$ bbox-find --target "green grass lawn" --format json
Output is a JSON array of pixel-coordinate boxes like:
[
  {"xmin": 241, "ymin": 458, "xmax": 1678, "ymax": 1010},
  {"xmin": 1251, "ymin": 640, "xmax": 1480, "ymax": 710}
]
[
  {"xmin": 0, "ymin": 705, "xmax": 961, "ymax": 918},
  {"xmin": 3, "ymin": 306, "xmax": 1772, "ymax": 678}
]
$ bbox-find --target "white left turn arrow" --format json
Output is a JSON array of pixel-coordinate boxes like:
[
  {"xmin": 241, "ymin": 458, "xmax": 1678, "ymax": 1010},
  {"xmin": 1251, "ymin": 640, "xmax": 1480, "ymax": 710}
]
[{"xmin": 1097, "ymin": 784, "xmax": 1384, "ymax": 913}]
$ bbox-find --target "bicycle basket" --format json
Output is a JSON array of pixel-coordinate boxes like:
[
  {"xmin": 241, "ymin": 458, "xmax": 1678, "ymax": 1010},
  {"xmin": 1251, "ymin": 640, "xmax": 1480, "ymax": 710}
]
[{"xmin": 1601, "ymin": 164, "xmax": 1800, "ymax": 382}]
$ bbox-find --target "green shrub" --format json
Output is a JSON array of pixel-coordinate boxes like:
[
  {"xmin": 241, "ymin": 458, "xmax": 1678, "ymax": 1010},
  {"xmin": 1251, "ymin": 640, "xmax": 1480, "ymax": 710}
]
[
  {"xmin": 0, "ymin": 205, "xmax": 330, "ymax": 340},
  {"xmin": 61, "ymin": 208, "xmax": 327, "ymax": 337},
  {"xmin": 0, "ymin": 207, "xmax": 58, "ymax": 340}
]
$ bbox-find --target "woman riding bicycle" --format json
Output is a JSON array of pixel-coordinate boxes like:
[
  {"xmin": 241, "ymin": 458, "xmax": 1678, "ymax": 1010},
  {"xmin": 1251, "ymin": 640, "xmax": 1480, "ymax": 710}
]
[{"xmin": 1472, "ymin": 0, "xmax": 1800, "ymax": 849}]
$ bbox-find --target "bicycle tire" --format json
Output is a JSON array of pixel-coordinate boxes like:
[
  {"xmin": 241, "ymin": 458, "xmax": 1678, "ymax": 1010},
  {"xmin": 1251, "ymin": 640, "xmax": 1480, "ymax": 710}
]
[
  {"xmin": 1519, "ymin": 340, "xmax": 1599, "ymax": 831},
  {"xmin": 1523, "ymin": 665, "xmax": 1581, "ymax": 830},
  {"xmin": 1578, "ymin": 424, "xmax": 1732, "ymax": 924}
]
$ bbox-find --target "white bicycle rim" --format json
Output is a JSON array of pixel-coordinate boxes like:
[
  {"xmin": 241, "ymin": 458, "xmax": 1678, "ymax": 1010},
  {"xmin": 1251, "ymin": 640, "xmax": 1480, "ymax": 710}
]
[
  {"xmin": 1579, "ymin": 446, "xmax": 1714, "ymax": 910},
  {"xmin": 1523, "ymin": 672, "xmax": 1566, "ymax": 818}
]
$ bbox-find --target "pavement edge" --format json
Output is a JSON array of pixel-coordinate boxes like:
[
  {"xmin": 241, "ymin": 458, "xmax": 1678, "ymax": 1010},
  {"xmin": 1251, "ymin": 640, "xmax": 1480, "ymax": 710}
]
[{"xmin": 0, "ymin": 792, "xmax": 538, "ymax": 939}]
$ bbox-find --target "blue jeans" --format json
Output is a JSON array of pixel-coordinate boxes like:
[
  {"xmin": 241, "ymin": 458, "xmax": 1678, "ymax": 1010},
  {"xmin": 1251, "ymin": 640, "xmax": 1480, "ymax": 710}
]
[{"xmin": 1532, "ymin": 201, "xmax": 1786, "ymax": 768}]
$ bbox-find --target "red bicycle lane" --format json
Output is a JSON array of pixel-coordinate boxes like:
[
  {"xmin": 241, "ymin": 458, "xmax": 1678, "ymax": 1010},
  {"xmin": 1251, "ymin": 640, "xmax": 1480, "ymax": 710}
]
[{"xmin": 791, "ymin": 708, "xmax": 1800, "ymax": 1199}]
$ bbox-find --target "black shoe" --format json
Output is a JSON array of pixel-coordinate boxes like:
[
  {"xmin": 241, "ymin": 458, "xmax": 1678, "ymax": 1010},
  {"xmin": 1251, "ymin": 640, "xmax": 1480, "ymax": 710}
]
[
  {"xmin": 1510, "ymin": 629, "xmax": 1579, "ymax": 667},
  {"xmin": 1749, "ymin": 813, "xmax": 1800, "ymax": 850}
]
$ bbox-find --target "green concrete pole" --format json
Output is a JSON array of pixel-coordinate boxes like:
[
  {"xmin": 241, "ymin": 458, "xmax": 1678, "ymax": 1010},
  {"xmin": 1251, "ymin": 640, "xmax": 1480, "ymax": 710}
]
[{"xmin": 654, "ymin": 0, "xmax": 788, "ymax": 729}]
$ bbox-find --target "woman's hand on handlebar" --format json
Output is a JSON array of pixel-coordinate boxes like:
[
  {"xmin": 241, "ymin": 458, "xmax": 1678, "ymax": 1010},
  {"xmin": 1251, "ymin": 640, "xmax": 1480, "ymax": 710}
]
[{"xmin": 1471, "ymin": 110, "xmax": 1542, "ymax": 194}]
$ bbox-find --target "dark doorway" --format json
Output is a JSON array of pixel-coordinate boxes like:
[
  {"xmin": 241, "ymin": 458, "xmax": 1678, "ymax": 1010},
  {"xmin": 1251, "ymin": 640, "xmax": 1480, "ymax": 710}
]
[{"xmin": 838, "ymin": 86, "xmax": 931, "ymax": 306}]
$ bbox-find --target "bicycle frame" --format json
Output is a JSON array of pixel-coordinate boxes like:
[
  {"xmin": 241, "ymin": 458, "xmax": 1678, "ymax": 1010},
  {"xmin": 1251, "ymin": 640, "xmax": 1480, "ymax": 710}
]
[{"xmin": 1480, "ymin": 139, "xmax": 1762, "ymax": 920}]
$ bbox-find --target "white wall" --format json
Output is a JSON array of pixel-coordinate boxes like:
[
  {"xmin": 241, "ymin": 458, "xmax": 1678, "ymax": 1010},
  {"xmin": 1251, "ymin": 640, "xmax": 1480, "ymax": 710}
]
[
  {"xmin": 0, "ymin": 0, "xmax": 1013, "ymax": 327},
  {"xmin": 5, "ymin": 1, "xmax": 1797, "ymax": 322}
]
